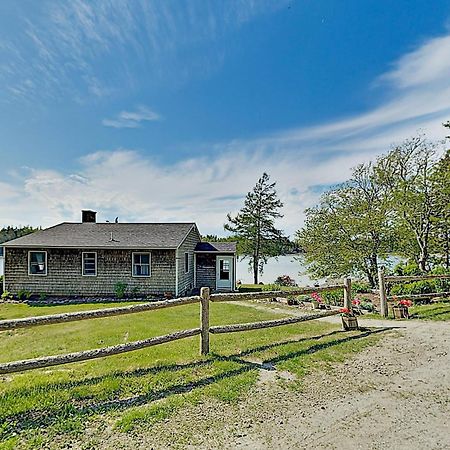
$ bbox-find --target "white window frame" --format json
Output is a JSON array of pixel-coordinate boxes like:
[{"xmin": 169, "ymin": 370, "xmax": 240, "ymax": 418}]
[
  {"xmin": 184, "ymin": 252, "xmax": 189, "ymax": 274},
  {"xmin": 132, "ymin": 252, "xmax": 151, "ymax": 277},
  {"xmin": 28, "ymin": 250, "xmax": 48, "ymax": 276},
  {"xmin": 82, "ymin": 252, "xmax": 97, "ymax": 277}
]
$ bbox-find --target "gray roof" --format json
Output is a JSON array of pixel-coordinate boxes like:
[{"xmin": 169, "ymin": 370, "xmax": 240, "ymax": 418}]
[
  {"xmin": 195, "ymin": 242, "xmax": 237, "ymax": 253},
  {"xmin": 3, "ymin": 222, "xmax": 197, "ymax": 249}
]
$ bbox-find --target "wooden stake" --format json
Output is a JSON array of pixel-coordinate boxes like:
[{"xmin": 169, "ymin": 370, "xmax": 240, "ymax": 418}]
[
  {"xmin": 343, "ymin": 277, "xmax": 352, "ymax": 310},
  {"xmin": 200, "ymin": 287, "xmax": 210, "ymax": 355},
  {"xmin": 378, "ymin": 267, "xmax": 388, "ymax": 318}
]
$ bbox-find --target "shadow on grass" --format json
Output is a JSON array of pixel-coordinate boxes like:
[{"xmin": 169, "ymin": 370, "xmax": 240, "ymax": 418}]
[
  {"xmin": 410, "ymin": 309, "xmax": 450, "ymax": 320},
  {"xmin": 0, "ymin": 327, "xmax": 393, "ymax": 438}
]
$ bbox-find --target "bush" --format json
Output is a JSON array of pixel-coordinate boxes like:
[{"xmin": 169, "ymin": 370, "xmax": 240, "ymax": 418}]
[
  {"xmin": 312, "ymin": 289, "xmax": 343, "ymax": 306},
  {"xmin": 17, "ymin": 290, "xmax": 32, "ymax": 301},
  {"xmin": 274, "ymin": 275, "xmax": 296, "ymax": 287},
  {"xmin": 352, "ymin": 280, "xmax": 371, "ymax": 293},
  {"xmin": 0, "ymin": 275, "xmax": 3, "ymax": 296},
  {"xmin": 1, "ymin": 290, "xmax": 13, "ymax": 301},
  {"xmin": 237, "ymin": 285, "xmax": 262, "ymax": 293},
  {"xmin": 115, "ymin": 281, "xmax": 128, "ymax": 299}
]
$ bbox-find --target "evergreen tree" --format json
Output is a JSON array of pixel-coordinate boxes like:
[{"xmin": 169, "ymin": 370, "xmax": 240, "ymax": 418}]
[{"xmin": 225, "ymin": 173, "xmax": 286, "ymax": 284}]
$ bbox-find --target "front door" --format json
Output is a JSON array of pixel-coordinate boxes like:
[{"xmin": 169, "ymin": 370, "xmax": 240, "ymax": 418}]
[{"xmin": 216, "ymin": 256, "xmax": 233, "ymax": 291}]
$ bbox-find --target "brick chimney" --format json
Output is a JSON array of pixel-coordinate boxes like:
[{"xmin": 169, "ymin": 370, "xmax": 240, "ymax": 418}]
[{"xmin": 81, "ymin": 210, "xmax": 97, "ymax": 223}]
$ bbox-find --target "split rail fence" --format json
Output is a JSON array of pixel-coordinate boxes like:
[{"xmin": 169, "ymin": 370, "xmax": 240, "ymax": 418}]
[
  {"xmin": 0, "ymin": 280, "xmax": 352, "ymax": 375},
  {"xmin": 377, "ymin": 268, "xmax": 450, "ymax": 317}
]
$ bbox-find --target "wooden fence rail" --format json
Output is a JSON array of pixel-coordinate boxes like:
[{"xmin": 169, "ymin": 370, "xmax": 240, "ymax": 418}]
[
  {"xmin": 0, "ymin": 328, "xmax": 201, "ymax": 375},
  {"xmin": 378, "ymin": 268, "xmax": 450, "ymax": 317},
  {"xmin": 210, "ymin": 284, "xmax": 344, "ymax": 303},
  {"xmin": 0, "ymin": 281, "xmax": 351, "ymax": 373},
  {"xmin": 0, "ymin": 296, "xmax": 200, "ymax": 331},
  {"xmin": 209, "ymin": 310, "xmax": 340, "ymax": 334}
]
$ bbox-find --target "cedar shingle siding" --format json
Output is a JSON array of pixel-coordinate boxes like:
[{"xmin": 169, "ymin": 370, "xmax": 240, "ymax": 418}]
[
  {"xmin": 3, "ymin": 220, "xmax": 236, "ymax": 298},
  {"xmin": 176, "ymin": 226, "xmax": 201, "ymax": 296},
  {"xmin": 4, "ymin": 248, "xmax": 176, "ymax": 297},
  {"xmin": 195, "ymin": 253, "xmax": 216, "ymax": 290}
]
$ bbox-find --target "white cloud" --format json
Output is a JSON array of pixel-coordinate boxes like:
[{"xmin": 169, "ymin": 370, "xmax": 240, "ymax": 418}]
[
  {"xmin": 1, "ymin": 30, "xmax": 450, "ymax": 235},
  {"xmin": 102, "ymin": 106, "xmax": 161, "ymax": 128}
]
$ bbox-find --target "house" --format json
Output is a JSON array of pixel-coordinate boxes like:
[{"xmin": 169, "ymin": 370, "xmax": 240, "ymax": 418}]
[{"xmin": 2, "ymin": 211, "xmax": 237, "ymax": 298}]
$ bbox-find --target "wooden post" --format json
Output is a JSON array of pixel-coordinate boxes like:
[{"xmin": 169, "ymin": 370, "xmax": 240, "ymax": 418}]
[
  {"xmin": 343, "ymin": 277, "xmax": 352, "ymax": 310},
  {"xmin": 200, "ymin": 287, "xmax": 210, "ymax": 355},
  {"xmin": 378, "ymin": 267, "xmax": 388, "ymax": 318}
]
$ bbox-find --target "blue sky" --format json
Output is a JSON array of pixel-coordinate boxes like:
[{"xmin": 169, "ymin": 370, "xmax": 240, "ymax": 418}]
[{"xmin": 1, "ymin": 0, "xmax": 450, "ymax": 234}]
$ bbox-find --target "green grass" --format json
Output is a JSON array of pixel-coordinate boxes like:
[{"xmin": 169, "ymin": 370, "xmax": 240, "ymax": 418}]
[
  {"xmin": 362, "ymin": 301, "xmax": 450, "ymax": 321},
  {"xmin": 409, "ymin": 302, "xmax": 450, "ymax": 321},
  {"xmin": 0, "ymin": 300, "xmax": 387, "ymax": 448}
]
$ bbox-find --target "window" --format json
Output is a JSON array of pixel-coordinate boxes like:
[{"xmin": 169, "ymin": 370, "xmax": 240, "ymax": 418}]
[
  {"xmin": 220, "ymin": 259, "xmax": 230, "ymax": 280},
  {"xmin": 132, "ymin": 252, "xmax": 151, "ymax": 277},
  {"xmin": 29, "ymin": 251, "xmax": 47, "ymax": 276},
  {"xmin": 82, "ymin": 252, "xmax": 97, "ymax": 276},
  {"xmin": 184, "ymin": 252, "xmax": 189, "ymax": 273}
]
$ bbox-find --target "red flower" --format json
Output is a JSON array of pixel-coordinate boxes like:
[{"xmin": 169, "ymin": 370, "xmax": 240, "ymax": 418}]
[
  {"xmin": 398, "ymin": 299, "xmax": 412, "ymax": 307},
  {"xmin": 311, "ymin": 292, "xmax": 322, "ymax": 303},
  {"xmin": 352, "ymin": 299, "xmax": 361, "ymax": 305},
  {"xmin": 340, "ymin": 307, "xmax": 351, "ymax": 314}
]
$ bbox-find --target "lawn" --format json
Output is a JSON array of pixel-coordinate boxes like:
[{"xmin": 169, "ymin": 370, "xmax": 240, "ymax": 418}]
[
  {"xmin": 409, "ymin": 301, "xmax": 450, "ymax": 320},
  {"xmin": 0, "ymin": 300, "xmax": 386, "ymax": 449},
  {"xmin": 363, "ymin": 301, "xmax": 450, "ymax": 321}
]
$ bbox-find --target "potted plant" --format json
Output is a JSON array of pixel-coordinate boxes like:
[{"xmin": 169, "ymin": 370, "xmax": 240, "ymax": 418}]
[
  {"xmin": 340, "ymin": 307, "xmax": 359, "ymax": 330},
  {"xmin": 392, "ymin": 299, "xmax": 412, "ymax": 319}
]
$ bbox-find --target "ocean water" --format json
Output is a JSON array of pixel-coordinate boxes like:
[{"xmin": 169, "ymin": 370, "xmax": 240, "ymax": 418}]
[{"xmin": 236, "ymin": 254, "xmax": 325, "ymax": 286}]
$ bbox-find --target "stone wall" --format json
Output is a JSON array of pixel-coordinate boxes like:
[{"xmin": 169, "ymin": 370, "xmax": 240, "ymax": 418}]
[
  {"xmin": 176, "ymin": 226, "xmax": 200, "ymax": 296},
  {"xmin": 4, "ymin": 247, "xmax": 176, "ymax": 297}
]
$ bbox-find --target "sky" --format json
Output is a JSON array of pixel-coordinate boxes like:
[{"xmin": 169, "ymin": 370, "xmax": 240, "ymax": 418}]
[{"xmin": 1, "ymin": 0, "xmax": 450, "ymax": 236}]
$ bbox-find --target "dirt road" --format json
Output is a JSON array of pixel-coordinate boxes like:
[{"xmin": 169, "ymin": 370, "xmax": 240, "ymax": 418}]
[{"xmin": 84, "ymin": 315, "xmax": 449, "ymax": 450}]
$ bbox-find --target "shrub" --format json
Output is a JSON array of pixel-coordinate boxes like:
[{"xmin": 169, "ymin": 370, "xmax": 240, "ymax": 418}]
[
  {"xmin": 1, "ymin": 291, "xmax": 13, "ymax": 301},
  {"xmin": 352, "ymin": 280, "xmax": 371, "ymax": 293},
  {"xmin": 17, "ymin": 290, "xmax": 32, "ymax": 301},
  {"xmin": 0, "ymin": 275, "xmax": 3, "ymax": 296},
  {"xmin": 237, "ymin": 285, "xmax": 262, "ymax": 293},
  {"xmin": 320, "ymin": 289, "xmax": 344, "ymax": 306},
  {"xmin": 115, "ymin": 281, "xmax": 128, "ymax": 299},
  {"xmin": 38, "ymin": 293, "xmax": 47, "ymax": 302},
  {"xmin": 274, "ymin": 275, "xmax": 296, "ymax": 287}
]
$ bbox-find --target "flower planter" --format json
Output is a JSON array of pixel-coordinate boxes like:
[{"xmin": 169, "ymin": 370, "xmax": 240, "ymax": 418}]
[
  {"xmin": 392, "ymin": 305, "xmax": 409, "ymax": 319},
  {"xmin": 311, "ymin": 300, "xmax": 319, "ymax": 309},
  {"xmin": 341, "ymin": 315, "xmax": 359, "ymax": 331}
]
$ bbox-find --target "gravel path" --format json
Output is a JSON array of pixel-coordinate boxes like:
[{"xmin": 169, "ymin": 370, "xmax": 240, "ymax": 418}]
[{"xmin": 72, "ymin": 315, "xmax": 449, "ymax": 450}]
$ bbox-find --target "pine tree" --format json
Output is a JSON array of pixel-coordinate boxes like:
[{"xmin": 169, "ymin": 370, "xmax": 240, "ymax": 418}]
[{"xmin": 225, "ymin": 173, "xmax": 286, "ymax": 284}]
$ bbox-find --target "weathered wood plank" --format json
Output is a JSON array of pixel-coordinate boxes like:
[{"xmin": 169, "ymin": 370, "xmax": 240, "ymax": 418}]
[
  {"xmin": 384, "ymin": 274, "xmax": 450, "ymax": 282},
  {"xmin": 0, "ymin": 296, "xmax": 200, "ymax": 331},
  {"xmin": 209, "ymin": 310, "xmax": 340, "ymax": 334},
  {"xmin": 388, "ymin": 291, "xmax": 450, "ymax": 300},
  {"xmin": 210, "ymin": 285, "xmax": 344, "ymax": 303},
  {"xmin": 0, "ymin": 328, "xmax": 201, "ymax": 375},
  {"xmin": 200, "ymin": 287, "xmax": 210, "ymax": 355}
]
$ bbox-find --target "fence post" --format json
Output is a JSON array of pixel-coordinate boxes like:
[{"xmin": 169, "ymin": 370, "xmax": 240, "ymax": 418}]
[
  {"xmin": 378, "ymin": 267, "xmax": 388, "ymax": 318},
  {"xmin": 200, "ymin": 287, "xmax": 210, "ymax": 355},
  {"xmin": 343, "ymin": 277, "xmax": 352, "ymax": 310}
]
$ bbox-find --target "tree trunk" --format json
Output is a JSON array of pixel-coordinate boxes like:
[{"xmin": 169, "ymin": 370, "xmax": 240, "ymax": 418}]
[{"xmin": 253, "ymin": 255, "xmax": 259, "ymax": 285}]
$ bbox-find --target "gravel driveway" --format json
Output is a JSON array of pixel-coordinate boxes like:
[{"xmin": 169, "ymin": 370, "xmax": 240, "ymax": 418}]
[{"xmin": 96, "ymin": 316, "xmax": 449, "ymax": 449}]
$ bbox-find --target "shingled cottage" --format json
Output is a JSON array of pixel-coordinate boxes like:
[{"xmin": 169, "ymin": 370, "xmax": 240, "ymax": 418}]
[{"xmin": 2, "ymin": 211, "xmax": 237, "ymax": 298}]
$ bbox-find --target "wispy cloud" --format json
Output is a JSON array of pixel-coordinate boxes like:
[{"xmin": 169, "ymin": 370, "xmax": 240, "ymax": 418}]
[
  {"xmin": 102, "ymin": 106, "xmax": 161, "ymax": 128},
  {"xmin": 1, "ymin": 30, "xmax": 449, "ymax": 234},
  {"xmin": 0, "ymin": 0, "xmax": 289, "ymax": 103}
]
